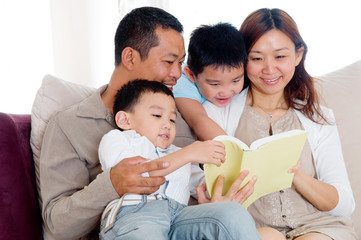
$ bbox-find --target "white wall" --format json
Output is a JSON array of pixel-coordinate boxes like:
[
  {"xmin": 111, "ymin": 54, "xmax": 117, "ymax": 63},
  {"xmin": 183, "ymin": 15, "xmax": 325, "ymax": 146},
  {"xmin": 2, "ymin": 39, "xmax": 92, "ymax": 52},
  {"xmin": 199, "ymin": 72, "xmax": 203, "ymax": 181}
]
[{"xmin": 1, "ymin": 0, "xmax": 360, "ymax": 114}]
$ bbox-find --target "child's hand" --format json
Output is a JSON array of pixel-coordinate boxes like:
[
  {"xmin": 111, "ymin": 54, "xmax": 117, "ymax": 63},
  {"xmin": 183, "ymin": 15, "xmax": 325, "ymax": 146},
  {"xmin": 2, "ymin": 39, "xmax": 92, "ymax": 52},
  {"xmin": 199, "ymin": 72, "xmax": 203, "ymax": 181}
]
[{"xmin": 186, "ymin": 140, "xmax": 225, "ymax": 166}]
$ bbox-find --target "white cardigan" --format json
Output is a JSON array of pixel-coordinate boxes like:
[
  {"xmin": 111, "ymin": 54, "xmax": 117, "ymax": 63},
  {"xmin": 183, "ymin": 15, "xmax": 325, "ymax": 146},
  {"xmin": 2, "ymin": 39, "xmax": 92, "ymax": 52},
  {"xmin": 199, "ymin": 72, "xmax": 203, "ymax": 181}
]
[{"xmin": 203, "ymin": 88, "xmax": 355, "ymax": 217}]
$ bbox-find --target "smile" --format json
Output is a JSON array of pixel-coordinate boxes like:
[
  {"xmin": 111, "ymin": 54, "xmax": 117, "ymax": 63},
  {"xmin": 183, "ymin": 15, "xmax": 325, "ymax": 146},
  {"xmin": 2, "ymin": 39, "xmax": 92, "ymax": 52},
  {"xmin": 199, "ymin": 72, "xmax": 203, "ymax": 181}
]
[
  {"xmin": 264, "ymin": 76, "xmax": 280, "ymax": 82},
  {"xmin": 159, "ymin": 134, "xmax": 169, "ymax": 140}
]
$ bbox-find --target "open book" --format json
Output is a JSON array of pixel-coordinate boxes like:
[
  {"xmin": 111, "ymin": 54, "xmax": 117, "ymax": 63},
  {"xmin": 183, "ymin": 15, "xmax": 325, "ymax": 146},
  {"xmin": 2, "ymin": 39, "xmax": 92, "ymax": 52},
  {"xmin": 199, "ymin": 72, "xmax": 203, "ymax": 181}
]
[{"xmin": 204, "ymin": 129, "xmax": 308, "ymax": 208}]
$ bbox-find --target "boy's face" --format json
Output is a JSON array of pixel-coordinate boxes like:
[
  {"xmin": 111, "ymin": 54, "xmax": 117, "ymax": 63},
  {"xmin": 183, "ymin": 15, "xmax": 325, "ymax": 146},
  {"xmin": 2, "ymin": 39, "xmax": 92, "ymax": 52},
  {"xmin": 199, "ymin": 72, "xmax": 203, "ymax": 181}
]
[
  {"xmin": 192, "ymin": 65, "xmax": 244, "ymax": 107},
  {"xmin": 127, "ymin": 92, "xmax": 177, "ymax": 149},
  {"xmin": 135, "ymin": 28, "xmax": 186, "ymax": 91}
]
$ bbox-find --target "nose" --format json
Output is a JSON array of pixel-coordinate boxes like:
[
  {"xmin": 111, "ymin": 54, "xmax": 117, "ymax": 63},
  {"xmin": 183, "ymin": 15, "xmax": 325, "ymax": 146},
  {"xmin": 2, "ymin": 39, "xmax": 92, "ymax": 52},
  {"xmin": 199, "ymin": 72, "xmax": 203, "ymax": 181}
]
[
  {"xmin": 169, "ymin": 63, "xmax": 182, "ymax": 82},
  {"xmin": 162, "ymin": 119, "xmax": 171, "ymax": 129},
  {"xmin": 263, "ymin": 58, "xmax": 276, "ymax": 74}
]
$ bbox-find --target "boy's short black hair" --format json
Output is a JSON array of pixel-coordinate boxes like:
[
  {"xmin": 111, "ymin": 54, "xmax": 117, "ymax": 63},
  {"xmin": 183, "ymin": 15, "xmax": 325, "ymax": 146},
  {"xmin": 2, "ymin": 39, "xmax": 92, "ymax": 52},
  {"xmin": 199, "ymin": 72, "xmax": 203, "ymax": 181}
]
[
  {"xmin": 114, "ymin": 7, "xmax": 183, "ymax": 66},
  {"xmin": 187, "ymin": 22, "xmax": 247, "ymax": 76},
  {"xmin": 113, "ymin": 79, "xmax": 174, "ymax": 117}
]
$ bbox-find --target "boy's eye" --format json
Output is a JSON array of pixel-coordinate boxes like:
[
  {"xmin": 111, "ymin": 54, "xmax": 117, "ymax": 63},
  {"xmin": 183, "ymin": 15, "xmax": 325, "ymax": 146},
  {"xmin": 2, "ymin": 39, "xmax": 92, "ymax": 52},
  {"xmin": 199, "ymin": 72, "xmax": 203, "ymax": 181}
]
[
  {"xmin": 209, "ymin": 83, "xmax": 219, "ymax": 86},
  {"xmin": 170, "ymin": 119, "xmax": 176, "ymax": 124},
  {"xmin": 233, "ymin": 79, "xmax": 241, "ymax": 83}
]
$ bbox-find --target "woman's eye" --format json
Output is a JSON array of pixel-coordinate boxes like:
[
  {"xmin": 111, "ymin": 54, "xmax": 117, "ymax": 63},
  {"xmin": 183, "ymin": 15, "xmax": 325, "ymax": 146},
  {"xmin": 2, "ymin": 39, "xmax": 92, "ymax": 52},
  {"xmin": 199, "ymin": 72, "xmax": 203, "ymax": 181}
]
[{"xmin": 251, "ymin": 57, "xmax": 262, "ymax": 61}]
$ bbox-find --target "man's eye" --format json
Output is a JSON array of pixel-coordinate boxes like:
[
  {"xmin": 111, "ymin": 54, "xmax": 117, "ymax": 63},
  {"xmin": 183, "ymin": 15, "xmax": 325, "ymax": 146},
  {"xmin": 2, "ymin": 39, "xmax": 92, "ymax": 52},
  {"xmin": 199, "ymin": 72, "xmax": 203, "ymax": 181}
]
[
  {"xmin": 276, "ymin": 55, "xmax": 286, "ymax": 59},
  {"xmin": 166, "ymin": 61, "xmax": 174, "ymax": 64}
]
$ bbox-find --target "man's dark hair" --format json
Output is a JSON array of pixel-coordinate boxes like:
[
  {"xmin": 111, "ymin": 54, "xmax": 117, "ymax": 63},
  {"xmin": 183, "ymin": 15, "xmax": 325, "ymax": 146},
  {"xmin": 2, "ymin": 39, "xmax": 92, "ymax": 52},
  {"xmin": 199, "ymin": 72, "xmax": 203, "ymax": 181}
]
[
  {"xmin": 114, "ymin": 7, "xmax": 183, "ymax": 66},
  {"xmin": 187, "ymin": 22, "xmax": 247, "ymax": 76},
  {"xmin": 113, "ymin": 79, "xmax": 174, "ymax": 119}
]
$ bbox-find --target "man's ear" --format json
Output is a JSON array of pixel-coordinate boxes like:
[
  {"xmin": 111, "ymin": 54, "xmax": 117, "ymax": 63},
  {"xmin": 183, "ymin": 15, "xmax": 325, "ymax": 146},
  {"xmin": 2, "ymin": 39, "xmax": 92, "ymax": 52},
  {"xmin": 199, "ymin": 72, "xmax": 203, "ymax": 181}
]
[
  {"xmin": 183, "ymin": 66, "xmax": 196, "ymax": 83},
  {"xmin": 121, "ymin": 47, "xmax": 139, "ymax": 70},
  {"xmin": 115, "ymin": 111, "xmax": 132, "ymax": 130}
]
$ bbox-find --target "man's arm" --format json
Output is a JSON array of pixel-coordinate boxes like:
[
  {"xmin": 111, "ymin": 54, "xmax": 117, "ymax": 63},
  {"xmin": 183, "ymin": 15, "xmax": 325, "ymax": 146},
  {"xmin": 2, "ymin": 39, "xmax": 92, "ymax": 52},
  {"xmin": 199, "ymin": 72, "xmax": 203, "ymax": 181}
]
[
  {"xmin": 176, "ymin": 98, "xmax": 226, "ymax": 141},
  {"xmin": 39, "ymin": 116, "xmax": 168, "ymax": 239}
]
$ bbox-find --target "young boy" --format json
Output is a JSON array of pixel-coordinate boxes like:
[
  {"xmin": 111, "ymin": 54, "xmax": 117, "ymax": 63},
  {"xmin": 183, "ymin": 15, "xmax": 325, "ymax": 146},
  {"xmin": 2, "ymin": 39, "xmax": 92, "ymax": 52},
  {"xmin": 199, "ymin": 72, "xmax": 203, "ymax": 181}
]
[
  {"xmin": 98, "ymin": 79, "xmax": 261, "ymax": 240},
  {"xmin": 173, "ymin": 22, "xmax": 247, "ymax": 140}
]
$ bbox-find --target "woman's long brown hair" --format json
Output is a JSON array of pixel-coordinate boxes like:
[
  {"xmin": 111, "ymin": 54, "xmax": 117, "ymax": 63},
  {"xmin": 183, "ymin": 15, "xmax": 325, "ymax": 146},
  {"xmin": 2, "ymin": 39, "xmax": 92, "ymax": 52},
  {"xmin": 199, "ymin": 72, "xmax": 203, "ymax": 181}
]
[{"xmin": 240, "ymin": 8, "xmax": 328, "ymax": 124}]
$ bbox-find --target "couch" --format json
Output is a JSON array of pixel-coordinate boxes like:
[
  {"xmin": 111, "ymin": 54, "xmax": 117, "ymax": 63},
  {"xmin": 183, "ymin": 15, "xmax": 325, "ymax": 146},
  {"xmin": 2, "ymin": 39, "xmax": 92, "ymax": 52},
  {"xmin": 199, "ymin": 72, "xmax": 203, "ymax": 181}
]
[{"xmin": 0, "ymin": 59, "xmax": 360, "ymax": 239}]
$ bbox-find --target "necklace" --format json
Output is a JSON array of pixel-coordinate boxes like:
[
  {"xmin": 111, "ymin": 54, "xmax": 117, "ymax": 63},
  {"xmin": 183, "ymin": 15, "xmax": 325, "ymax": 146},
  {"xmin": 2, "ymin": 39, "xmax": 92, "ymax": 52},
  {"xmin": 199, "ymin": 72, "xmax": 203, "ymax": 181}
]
[{"xmin": 258, "ymin": 108, "xmax": 275, "ymax": 119}]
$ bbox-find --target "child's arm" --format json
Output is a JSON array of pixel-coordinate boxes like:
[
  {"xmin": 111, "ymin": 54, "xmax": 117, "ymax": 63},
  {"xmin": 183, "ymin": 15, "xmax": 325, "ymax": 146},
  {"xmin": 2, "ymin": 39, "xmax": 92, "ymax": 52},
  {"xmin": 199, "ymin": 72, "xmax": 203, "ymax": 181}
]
[
  {"xmin": 148, "ymin": 140, "xmax": 225, "ymax": 176},
  {"xmin": 176, "ymin": 98, "xmax": 226, "ymax": 140}
]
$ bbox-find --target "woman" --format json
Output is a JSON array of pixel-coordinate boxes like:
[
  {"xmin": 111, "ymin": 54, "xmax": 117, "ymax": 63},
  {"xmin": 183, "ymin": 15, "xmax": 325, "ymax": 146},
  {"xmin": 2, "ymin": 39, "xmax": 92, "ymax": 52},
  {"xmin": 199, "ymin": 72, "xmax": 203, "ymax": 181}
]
[
  {"xmin": 174, "ymin": 8, "xmax": 357, "ymax": 239},
  {"xmin": 233, "ymin": 8, "xmax": 357, "ymax": 240}
]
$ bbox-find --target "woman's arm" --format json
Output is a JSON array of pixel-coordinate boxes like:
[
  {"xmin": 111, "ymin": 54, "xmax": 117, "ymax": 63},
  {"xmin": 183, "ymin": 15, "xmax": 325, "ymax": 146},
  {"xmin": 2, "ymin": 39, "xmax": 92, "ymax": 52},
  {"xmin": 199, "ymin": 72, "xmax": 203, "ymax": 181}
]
[
  {"xmin": 296, "ymin": 108, "xmax": 355, "ymax": 216},
  {"xmin": 176, "ymin": 98, "xmax": 226, "ymax": 140}
]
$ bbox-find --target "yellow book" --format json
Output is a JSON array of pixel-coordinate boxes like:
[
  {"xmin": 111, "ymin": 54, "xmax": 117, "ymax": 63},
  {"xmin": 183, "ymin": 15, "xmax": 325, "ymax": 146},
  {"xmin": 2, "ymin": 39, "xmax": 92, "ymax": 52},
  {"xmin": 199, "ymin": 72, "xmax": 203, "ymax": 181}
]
[{"xmin": 204, "ymin": 129, "xmax": 308, "ymax": 208}]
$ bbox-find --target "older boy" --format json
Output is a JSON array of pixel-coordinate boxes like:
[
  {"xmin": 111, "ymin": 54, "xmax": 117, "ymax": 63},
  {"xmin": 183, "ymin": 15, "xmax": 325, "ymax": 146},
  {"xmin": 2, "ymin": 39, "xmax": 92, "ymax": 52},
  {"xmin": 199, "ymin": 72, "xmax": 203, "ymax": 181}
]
[{"xmin": 173, "ymin": 22, "xmax": 247, "ymax": 140}]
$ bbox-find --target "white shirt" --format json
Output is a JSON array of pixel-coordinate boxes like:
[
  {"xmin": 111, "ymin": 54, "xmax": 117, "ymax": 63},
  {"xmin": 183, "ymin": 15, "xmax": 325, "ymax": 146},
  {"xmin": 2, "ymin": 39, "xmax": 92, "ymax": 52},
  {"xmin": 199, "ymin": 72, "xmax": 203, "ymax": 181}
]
[{"xmin": 98, "ymin": 129, "xmax": 191, "ymax": 205}]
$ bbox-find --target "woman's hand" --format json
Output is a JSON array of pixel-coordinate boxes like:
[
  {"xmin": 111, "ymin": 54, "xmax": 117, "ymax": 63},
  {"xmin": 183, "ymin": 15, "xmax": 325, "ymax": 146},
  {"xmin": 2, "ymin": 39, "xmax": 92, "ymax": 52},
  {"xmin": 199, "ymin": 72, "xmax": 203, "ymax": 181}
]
[
  {"xmin": 289, "ymin": 161, "xmax": 302, "ymax": 185},
  {"xmin": 197, "ymin": 170, "xmax": 257, "ymax": 204}
]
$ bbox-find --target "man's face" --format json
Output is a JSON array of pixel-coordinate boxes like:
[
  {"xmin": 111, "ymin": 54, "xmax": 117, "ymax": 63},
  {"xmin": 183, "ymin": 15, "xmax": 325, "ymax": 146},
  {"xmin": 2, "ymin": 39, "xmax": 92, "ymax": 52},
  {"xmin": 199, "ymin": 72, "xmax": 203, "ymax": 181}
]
[{"xmin": 134, "ymin": 28, "xmax": 186, "ymax": 91}]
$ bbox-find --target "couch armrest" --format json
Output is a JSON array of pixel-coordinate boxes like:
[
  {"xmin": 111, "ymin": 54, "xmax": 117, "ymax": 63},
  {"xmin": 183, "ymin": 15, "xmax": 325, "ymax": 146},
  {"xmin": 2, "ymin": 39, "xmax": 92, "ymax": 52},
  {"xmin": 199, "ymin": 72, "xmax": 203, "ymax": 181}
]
[{"xmin": 0, "ymin": 112, "xmax": 43, "ymax": 240}]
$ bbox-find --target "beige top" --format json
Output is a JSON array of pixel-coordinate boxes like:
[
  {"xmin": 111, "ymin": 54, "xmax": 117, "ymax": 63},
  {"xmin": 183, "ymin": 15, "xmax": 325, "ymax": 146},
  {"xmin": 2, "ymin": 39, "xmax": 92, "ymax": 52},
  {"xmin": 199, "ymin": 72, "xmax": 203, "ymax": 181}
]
[
  {"xmin": 234, "ymin": 105, "xmax": 357, "ymax": 239},
  {"xmin": 39, "ymin": 85, "xmax": 119, "ymax": 239}
]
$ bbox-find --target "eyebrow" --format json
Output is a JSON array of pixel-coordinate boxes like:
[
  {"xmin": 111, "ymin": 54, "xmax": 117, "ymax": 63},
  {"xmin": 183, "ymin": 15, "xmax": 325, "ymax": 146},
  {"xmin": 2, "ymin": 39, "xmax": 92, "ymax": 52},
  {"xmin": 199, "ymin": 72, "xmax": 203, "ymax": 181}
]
[
  {"xmin": 164, "ymin": 53, "xmax": 186, "ymax": 60},
  {"xmin": 150, "ymin": 105, "xmax": 177, "ymax": 116},
  {"xmin": 250, "ymin": 47, "xmax": 290, "ymax": 54},
  {"xmin": 205, "ymin": 73, "xmax": 244, "ymax": 82}
]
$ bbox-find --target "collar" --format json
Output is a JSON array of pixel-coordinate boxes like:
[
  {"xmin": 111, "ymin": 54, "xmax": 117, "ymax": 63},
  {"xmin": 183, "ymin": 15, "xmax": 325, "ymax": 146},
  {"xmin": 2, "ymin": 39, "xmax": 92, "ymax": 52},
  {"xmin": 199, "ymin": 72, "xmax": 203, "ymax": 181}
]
[{"xmin": 76, "ymin": 84, "xmax": 115, "ymax": 125}]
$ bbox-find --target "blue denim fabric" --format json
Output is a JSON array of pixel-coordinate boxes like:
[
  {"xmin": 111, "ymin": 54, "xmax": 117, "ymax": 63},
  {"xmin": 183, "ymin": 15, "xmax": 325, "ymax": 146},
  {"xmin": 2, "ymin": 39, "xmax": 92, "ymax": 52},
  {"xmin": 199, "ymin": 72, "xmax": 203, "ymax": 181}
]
[{"xmin": 100, "ymin": 198, "xmax": 261, "ymax": 240}]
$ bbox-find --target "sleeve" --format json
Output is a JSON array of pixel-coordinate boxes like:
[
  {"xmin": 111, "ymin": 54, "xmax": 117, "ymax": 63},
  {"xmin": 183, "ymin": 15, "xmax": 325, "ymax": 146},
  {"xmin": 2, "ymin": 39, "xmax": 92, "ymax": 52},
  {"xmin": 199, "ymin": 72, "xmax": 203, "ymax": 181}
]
[
  {"xmin": 39, "ymin": 117, "xmax": 119, "ymax": 239},
  {"xmin": 99, "ymin": 130, "xmax": 129, "ymax": 170},
  {"xmin": 310, "ymin": 108, "xmax": 355, "ymax": 217},
  {"xmin": 173, "ymin": 69, "xmax": 206, "ymax": 104}
]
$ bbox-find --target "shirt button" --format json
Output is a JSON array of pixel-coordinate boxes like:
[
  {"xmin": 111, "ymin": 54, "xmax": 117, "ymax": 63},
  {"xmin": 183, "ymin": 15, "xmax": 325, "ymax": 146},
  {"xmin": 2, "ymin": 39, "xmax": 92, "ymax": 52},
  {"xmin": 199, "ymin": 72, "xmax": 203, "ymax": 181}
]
[
  {"xmin": 286, "ymin": 234, "xmax": 291, "ymax": 239},
  {"xmin": 282, "ymin": 215, "xmax": 286, "ymax": 218}
]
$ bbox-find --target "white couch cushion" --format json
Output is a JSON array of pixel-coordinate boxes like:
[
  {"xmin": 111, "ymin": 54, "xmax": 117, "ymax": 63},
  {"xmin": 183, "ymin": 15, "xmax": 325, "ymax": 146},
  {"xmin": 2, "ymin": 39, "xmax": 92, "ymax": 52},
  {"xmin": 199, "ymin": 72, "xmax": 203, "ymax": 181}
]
[
  {"xmin": 30, "ymin": 75, "xmax": 96, "ymax": 196},
  {"xmin": 316, "ymin": 59, "xmax": 361, "ymax": 236}
]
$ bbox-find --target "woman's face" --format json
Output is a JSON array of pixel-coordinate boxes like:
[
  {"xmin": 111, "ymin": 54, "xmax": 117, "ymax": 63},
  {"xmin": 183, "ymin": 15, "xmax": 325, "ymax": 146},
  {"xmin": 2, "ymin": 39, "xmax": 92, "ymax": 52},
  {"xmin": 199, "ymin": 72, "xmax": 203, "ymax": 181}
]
[{"xmin": 246, "ymin": 29, "xmax": 303, "ymax": 96}]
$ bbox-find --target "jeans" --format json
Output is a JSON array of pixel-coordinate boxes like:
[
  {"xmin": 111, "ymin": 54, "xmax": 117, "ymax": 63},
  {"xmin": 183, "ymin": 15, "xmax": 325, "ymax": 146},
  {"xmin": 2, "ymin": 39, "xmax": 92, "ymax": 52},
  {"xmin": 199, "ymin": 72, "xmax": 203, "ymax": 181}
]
[{"xmin": 100, "ymin": 198, "xmax": 261, "ymax": 240}]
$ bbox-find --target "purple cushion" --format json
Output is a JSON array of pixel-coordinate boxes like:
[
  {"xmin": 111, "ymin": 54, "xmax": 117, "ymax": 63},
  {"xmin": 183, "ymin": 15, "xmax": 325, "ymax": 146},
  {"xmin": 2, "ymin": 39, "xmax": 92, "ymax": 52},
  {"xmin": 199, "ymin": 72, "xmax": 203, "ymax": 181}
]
[{"xmin": 0, "ymin": 113, "xmax": 42, "ymax": 240}]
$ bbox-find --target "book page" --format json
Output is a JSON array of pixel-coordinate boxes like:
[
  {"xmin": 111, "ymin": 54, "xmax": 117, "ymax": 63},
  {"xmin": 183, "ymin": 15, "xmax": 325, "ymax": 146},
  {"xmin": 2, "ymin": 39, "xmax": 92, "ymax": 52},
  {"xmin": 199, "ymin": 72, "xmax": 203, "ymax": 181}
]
[
  {"xmin": 241, "ymin": 130, "xmax": 308, "ymax": 208},
  {"xmin": 204, "ymin": 130, "xmax": 308, "ymax": 208},
  {"xmin": 204, "ymin": 140, "xmax": 244, "ymax": 196},
  {"xmin": 249, "ymin": 129, "xmax": 306, "ymax": 150}
]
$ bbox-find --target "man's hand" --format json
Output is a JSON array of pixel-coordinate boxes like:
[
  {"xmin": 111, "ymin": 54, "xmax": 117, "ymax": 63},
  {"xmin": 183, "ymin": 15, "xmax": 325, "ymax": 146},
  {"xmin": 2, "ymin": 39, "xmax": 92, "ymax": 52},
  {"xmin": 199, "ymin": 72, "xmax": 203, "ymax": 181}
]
[
  {"xmin": 110, "ymin": 156, "xmax": 169, "ymax": 196},
  {"xmin": 197, "ymin": 170, "xmax": 257, "ymax": 204}
]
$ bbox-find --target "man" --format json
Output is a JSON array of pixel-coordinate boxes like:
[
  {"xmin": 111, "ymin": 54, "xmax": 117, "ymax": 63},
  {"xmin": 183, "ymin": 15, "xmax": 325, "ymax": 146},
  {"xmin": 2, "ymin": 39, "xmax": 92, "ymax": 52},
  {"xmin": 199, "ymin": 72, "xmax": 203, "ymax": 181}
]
[
  {"xmin": 39, "ymin": 7, "xmax": 260, "ymax": 240},
  {"xmin": 39, "ymin": 7, "xmax": 185, "ymax": 239}
]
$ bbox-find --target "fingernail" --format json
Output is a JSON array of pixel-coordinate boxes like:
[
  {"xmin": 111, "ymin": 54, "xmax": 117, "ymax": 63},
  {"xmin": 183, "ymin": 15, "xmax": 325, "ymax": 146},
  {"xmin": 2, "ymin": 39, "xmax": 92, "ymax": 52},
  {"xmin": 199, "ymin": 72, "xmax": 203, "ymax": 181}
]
[{"xmin": 163, "ymin": 162, "xmax": 169, "ymax": 167}]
